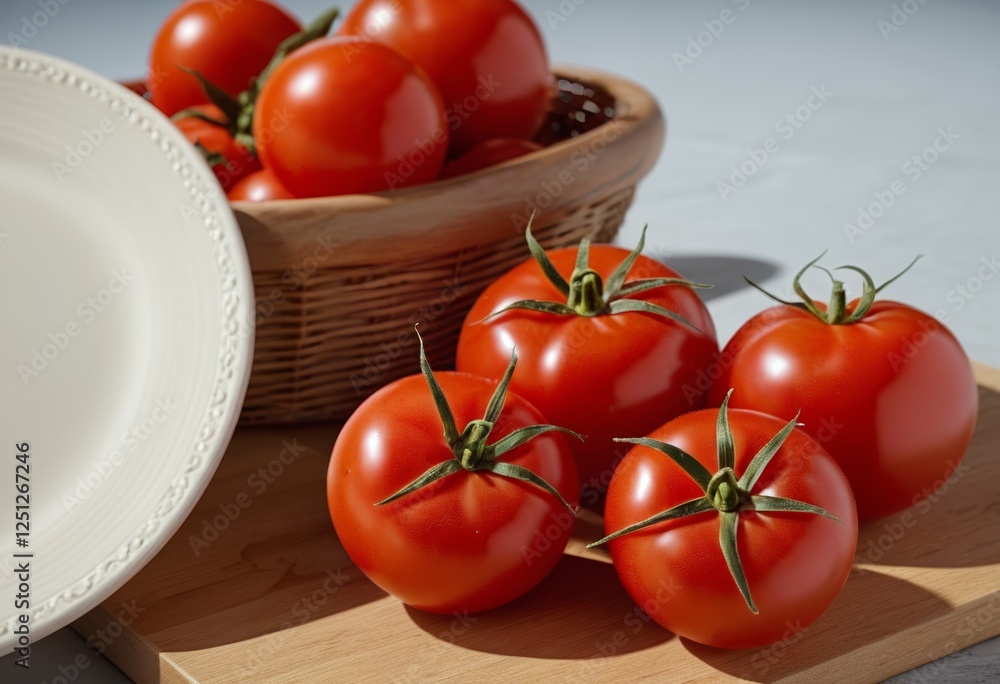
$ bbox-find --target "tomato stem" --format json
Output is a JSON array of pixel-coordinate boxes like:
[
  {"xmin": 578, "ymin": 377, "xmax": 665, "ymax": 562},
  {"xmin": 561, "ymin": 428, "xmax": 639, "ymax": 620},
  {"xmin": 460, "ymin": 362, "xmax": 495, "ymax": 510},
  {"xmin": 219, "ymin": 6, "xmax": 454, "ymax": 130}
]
[
  {"xmin": 745, "ymin": 253, "xmax": 923, "ymax": 325},
  {"xmin": 375, "ymin": 327, "xmax": 582, "ymax": 515},
  {"xmin": 172, "ymin": 6, "xmax": 340, "ymax": 156},
  {"xmin": 589, "ymin": 389, "xmax": 841, "ymax": 614},
  {"xmin": 479, "ymin": 213, "xmax": 711, "ymax": 328}
]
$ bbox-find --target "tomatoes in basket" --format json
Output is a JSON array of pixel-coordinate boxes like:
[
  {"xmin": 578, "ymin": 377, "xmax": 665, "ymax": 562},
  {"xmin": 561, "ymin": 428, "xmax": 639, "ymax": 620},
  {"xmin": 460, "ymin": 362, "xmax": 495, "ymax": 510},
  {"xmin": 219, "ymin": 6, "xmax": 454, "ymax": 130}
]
[
  {"xmin": 440, "ymin": 138, "xmax": 543, "ymax": 180},
  {"xmin": 173, "ymin": 105, "xmax": 260, "ymax": 191},
  {"xmin": 338, "ymin": 0, "xmax": 551, "ymax": 154},
  {"xmin": 149, "ymin": 0, "xmax": 301, "ymax": 116},
  {"xmin": 328, "ymin": 333, "xmax": 580, "ymax": 614},
  {"xmin": 456, "ymin": 221, "xmax": 719, "ymax": 505},
  {"xmin": 254, "ymin": 37, "xmax": 448, "ymax": 198},
  {"xmin": 708, "ymin": 256, "xmax": 978, "ymax": 520},
  {"xmin": 596, "ymin": 392, "xmax": 857, "ymax": 649}
]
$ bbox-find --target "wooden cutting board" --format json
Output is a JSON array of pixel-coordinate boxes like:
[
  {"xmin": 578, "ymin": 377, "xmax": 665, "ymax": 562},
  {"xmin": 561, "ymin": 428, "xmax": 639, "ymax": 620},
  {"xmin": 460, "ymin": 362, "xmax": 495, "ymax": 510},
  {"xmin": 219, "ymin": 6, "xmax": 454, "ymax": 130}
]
[{"xmin": 73, "ymin": 363, "xmax": 1000, "ymax": 683}]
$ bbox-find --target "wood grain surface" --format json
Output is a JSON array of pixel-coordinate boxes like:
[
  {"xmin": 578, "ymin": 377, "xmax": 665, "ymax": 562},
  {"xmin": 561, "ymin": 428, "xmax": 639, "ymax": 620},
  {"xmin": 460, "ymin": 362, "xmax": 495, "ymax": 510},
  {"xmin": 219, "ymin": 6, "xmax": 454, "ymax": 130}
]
[{"xmin": 72, "ymin": 363, "xmax": 1000, "ymax": 683}]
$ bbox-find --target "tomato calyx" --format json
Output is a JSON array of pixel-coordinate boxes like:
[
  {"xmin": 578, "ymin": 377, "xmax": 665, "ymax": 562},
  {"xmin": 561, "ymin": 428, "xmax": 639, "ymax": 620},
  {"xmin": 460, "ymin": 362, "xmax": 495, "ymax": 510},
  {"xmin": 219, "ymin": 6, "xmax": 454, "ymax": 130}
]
[
  {"xmin": 375, "ymin": 329, "xmax": 583, "ymax": 515},
  {"xmin": 171, "ymin": 7, "xmax": 340, "ymax": 155},
  {"xmin": 589, "ymin": 389, "xmax": 841, "ymax": 614},
  {"xmin": 745, "ymin": 252, "xmax": 922, "ymax": 325},
  {"xmin": 482, "ymin": 214, "xmax": 711, "ymax": 328}
]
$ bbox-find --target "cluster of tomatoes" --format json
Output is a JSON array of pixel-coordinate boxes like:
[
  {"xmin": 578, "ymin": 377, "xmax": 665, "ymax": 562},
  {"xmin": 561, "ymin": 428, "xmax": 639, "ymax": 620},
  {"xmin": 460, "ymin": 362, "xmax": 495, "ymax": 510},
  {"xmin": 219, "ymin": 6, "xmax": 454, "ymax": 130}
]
[
  {"xmin": 327, "ymin": 223, "xmax": 978, "ymax": 649},
  {"xmin": 147, "ymin": 0, "xmax": 551, "ymax": 201}
]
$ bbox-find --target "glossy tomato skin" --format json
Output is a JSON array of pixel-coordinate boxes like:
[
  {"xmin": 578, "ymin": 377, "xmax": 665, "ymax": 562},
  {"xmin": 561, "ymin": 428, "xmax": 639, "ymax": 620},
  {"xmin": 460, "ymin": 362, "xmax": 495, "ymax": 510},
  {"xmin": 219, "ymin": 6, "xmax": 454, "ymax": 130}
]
[
  {"xmin": 708, "ymin": 301, "xmax": 978, "ymax": 520},
  {"xmin": 149, "ymin": 0, "xmax": 301, "ymax": 116},
  {"xmin": 328, "ymin": 372, "xmax": 579, "ymax": 614},
  {"xmin": 227, "ymin": 168, "xmax": 294, "ymax": 201},
  {"xmin": 440, "ymin": 138, "xmax": 543, "ymax": 179},
  {"xmin": 338, "ymin": 0, "xmax": 551, "ymax": 154},
  {"xmin": 605, "ymin": 408, "xmax": 857, "ymax": 649},
  {"xmin": 174, "ymin": 105, "xmax": 260, "ymax": 191},
  {"xmin": 456, "ymin": 247, "xmax": 719, "ymax": 505},
  {"xmin": 254, "ymin": 37, "xmax": 448, "ymax": 198}
]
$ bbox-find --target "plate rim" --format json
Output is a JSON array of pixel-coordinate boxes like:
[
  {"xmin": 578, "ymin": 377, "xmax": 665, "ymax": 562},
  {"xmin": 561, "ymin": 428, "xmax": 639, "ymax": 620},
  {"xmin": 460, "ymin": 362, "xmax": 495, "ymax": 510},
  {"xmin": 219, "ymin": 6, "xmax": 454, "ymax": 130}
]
[{"xmin": 0, "ymin": 45, "xmax": 255, "ymax": 653}]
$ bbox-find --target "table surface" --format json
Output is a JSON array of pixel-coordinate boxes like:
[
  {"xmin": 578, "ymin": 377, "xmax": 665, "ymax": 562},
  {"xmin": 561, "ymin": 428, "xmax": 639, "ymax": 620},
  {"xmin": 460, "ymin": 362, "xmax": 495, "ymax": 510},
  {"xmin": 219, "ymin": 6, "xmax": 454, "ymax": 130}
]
[{"xmin": 1, "ymin": 0, "xmax": 997, "ymax": 681}]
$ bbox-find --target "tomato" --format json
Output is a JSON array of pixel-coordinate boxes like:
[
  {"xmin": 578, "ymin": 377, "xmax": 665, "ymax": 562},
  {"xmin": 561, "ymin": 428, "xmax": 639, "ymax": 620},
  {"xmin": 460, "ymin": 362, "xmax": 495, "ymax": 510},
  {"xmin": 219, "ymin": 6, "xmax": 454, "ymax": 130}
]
[
  {"xmin": 227, "ymin": 168, "xmax": 294, "ymax": 201},
  {"xmin": 440, "ymin": 138, "xmax": 543, "ymax": 180},
  {"xmin": 708, "ymin": 258, "xmax": 978, "ymax": 520},
  {"xmin": 149, "ymin": 0, "xmax": 301, "ymax": 116},
  {"xmin": 254, "ymin": 37, "xmax": 448, "ymax": 198},
  {"xmin": 338, "ymin": 0, "xmax": 551, "ymax": 154},
  {"xmin": 599, "ymin": 394, "xmax": 857, "ymax": 649},
  {"xmin": 328, "ymin": 336, "xmax": 579, "ymax": 613},
  {"xmin": 174, "ymin": 105, "xmax": 260, "ymax": 191},
  {"xmin": 456, "ymin": 225, "xmax": 719, "ymax": 506}
]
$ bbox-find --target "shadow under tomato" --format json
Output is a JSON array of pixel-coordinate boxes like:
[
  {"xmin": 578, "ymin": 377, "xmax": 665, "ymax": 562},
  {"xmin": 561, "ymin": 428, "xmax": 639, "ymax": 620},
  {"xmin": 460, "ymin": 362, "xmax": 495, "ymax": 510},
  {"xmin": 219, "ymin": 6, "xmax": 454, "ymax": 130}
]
[
  {"xmin": 651, "ymin": 254, "xmax": 778, "ymax": 302},
  {"xmin": 682, "ymin": 568, "xmax": 951, "ymax": 683},
  {"xmin": 405, "ymin": 554, "xmax": 673, "ymax": 660},
  {"xmin": 858, "ymin": 383, "xmax": 1000, "ymax": 569}
]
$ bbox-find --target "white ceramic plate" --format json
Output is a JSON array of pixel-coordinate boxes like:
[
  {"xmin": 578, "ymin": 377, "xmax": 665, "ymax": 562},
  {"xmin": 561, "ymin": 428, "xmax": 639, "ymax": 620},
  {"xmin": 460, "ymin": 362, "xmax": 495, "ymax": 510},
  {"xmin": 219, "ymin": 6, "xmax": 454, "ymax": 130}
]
[{"xmin": 0, "ymin": 47, "xmax": 254, "ymax": 653}]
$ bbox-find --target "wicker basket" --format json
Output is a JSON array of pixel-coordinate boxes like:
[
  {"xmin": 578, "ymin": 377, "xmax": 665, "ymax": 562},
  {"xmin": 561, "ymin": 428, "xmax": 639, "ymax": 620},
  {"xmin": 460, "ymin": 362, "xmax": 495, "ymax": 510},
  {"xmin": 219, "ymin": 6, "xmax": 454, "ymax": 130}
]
[{"xmin": 225, "ymin": 64, "xmax": 664, "ymax": 423}]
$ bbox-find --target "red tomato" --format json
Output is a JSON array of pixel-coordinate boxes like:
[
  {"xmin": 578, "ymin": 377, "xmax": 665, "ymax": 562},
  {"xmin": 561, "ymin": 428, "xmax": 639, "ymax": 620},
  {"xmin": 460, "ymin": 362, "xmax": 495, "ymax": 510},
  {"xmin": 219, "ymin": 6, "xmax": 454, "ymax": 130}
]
[
  {"xmin": 709, "ymin": 274, "xmax": 978, "ymax": 520},
  {"xmin": 338, "ymin": 0, "xmax": 551, "ymax": 154},
  {"xmin": 254, "ymin": 37, "xmax": 448, "ymax": 198},
  {"xmin": 440, "ymin": 138, "xmax": 543, "ymax": 180},
  {"xmin": 227, "ymin": 168, "xmax": 294, "ymax": 201},
  {"xmin": 174, "ymin": 105, "xmax": 260, "ymax": 191},
  {"xmin": 149, "ymin": 0, "xmax": 301, "ymax": 116},
  {"xmin": 602, "ymin": 401, "xmax": 857, "ymax": 649},
  {"xmin": 328, "ymin": 342, "xmax": 579, "ymax": 613},
  {"xmin": 456, "ymin": 228, "xmax": 719, "ymax": 506}
]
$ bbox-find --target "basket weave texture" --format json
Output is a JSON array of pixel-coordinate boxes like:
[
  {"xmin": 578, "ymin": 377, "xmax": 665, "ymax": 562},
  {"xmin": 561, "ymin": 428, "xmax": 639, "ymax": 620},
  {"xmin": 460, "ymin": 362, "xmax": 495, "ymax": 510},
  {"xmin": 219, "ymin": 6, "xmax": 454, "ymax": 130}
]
[{"xmin": 233, "ymin": 65, "xmax": 665, "ymax": 423}]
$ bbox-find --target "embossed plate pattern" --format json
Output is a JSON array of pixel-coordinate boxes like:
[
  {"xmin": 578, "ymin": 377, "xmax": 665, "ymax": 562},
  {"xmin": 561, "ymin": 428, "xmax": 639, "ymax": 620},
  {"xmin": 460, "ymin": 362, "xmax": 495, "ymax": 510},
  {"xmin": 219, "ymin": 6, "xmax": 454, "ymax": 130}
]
[{"xmin": 0, "ymin": 47, "xmax": 254, "ymax": 652}]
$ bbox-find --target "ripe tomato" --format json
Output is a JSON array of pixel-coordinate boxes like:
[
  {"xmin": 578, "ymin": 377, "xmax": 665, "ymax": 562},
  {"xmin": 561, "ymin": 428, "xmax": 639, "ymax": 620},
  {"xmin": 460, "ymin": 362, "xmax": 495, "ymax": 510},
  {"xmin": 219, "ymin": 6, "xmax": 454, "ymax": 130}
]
[
  {"xmin": 328, "ymin": 336, "xmax": 579, "ymax": 614},
  {"xmin": 227, "ymin": 168, "xmax": 294, "ymax": 201},
  {"xmin": 173, "ymin": 105, "xmax": 260, "ymax": 191},
  {"xmin": 440, "ymin": 138, "xmax": 543, "ymax": 180},
  {"xmin": 254, "ymin": 37, "xmax": 448, "ymax": 197},
  {"xmin": 708, "ymin": 257, "xmax": 978, "ymax": 520},
  {"xmin": 456, "ymin": 225, "xmax": 719, "ymax": 505},
  {"xmin": 599, "ymin": 395, "xmax": 857, "ymax": 649},
  {"xmin": 338, "ymin": 0, "xmax": 551, "ymax": 154},
  {"xmin": 149, "ymin": 0, "xmax": 301, "ymax": 116}
]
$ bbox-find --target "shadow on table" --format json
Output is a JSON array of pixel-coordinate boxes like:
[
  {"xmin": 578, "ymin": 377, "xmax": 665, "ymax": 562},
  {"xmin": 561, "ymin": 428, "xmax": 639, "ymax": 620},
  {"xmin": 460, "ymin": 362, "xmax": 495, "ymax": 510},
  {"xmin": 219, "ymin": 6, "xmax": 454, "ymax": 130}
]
[
  {"xmin": 683, "ymin": 568, "xmax": 951, "ymax": 683},
  {"xmin": 406, "ymin": 554, "xmax": 672, "ymax": 661},
  {"xmin": 859, "ymin": 383, "xmax": 1000, "ymax": 569},
  {"xmin": 649, "ymin": 254, "xmax": 779, "ymax": 302}
]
